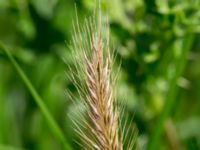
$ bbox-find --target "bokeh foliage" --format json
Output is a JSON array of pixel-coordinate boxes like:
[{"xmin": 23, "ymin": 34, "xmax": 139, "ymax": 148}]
[{"xmin": 0, "ymin": 0, "xmax": 200, "ymax": 149}]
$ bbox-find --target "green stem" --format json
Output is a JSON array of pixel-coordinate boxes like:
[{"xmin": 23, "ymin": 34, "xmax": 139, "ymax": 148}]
[
  {"xmin": 0, "ymin": 42, "xmax": 72, "ymax": 150},
  {"xmin": 147, "ymin": 35, "xmax": 194, "ymax": 150}
]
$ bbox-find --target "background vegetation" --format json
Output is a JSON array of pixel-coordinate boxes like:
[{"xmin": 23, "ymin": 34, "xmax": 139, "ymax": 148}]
[{"xmin": 0, "ymin": 0, "xmax": 200, "ymax": 149}]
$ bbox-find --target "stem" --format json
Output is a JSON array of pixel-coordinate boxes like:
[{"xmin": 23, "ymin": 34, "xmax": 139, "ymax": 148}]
[
  {"xmin": 164, "ymin": 118, "xmax": 183, "ymax": 150},
  {"xmin": 147, "ymin": 35, "xmax": 194, "ymax": 150},
  {"xmin": 0, "ymin": 42, "xmax": 72, "ymax": 150}
]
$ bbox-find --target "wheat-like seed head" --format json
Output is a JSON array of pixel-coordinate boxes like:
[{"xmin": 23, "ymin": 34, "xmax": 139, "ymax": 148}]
[
  {"xmin": 84, "ymin": 28, "xmax": 122, "ymax": 150},
  {"xmin": 68, "ymin": 5, "xmax": 138, "ymax": 150}
]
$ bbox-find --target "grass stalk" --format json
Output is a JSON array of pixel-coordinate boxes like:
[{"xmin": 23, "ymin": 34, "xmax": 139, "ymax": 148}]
[
  {"xmin": 68, "ymin": 7, "xmax": 138, "ymax": 149},
  {"xmin": 164, "ymin": 118, "xmax": 183, "ymax": 150},
  {"xmin": 0, "ymin": 42, "xmax": 72, "ymax": 150},
  {"xmin": 147, "ymin": 35, "xmax": 194, "ymax": 150},
  {"xmin": 70, "ymin": 12, "xmax": 123, "ymax": 150}
]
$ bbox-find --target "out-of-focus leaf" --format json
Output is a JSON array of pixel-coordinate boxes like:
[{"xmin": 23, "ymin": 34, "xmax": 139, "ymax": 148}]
[
  {"xmin": 0, "ymin": 0, "xmax": 9, "ymax": 8},
  {"xmin": 52, "ymin": 0, "xmax": 74, "ymax": 37},
  {"xmin": 30, "ymin": 0, "xmax": 58, "ymax": 19},
  {"xmin": 0, "ymin": 145, "xmax": 26, "ymax": 150},
  {"xmin": 177, "ymin": 117, "xmax": 200, "ymax": 139},
  {"xmin": 18, "ymin": 15, "xmax": 36, "ymax": 40},
  {"xmin": 156, "ymin": 0, "xmax": 170, "ymax": 14}
]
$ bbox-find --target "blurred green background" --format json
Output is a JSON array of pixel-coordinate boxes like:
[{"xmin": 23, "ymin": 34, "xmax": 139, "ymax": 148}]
[{"xmin": 0, "ymin": 0, "xmax": 200, "ymax": 150}]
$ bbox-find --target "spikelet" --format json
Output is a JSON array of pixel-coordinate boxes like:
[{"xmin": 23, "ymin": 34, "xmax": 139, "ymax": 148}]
[{"xmin": 68, "ymin": 4, "xmax": 137, "ymax": 150}]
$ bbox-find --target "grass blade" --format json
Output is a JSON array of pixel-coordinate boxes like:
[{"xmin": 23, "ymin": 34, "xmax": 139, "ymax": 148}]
[
  {"xmin": 147, "ymin": 35, "xmax": 194, "ymax": 150},
  {"xmin": 0, "ymin": 42, "xmax": 72, "ymax": 150}
]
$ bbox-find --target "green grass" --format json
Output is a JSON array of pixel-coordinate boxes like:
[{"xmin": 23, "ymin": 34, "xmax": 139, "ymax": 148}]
[
  {"xmin": 0, "ymin": 42, "xmax": 72, "ymax": 150},
  {"xmin": 147, "ymin": 35, "xmax": 195, "ymax": 150}
]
